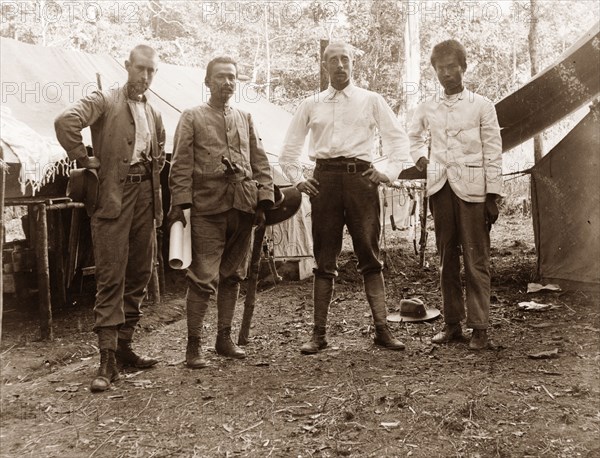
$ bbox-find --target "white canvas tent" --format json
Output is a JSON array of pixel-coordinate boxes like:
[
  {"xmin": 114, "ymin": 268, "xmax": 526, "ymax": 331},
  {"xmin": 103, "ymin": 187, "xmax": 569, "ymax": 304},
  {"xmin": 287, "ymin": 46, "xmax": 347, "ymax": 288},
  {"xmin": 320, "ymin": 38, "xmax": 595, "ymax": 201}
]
[{"xmin": 0, "ymin": 37, "xmax": 314, "ymax": 277}]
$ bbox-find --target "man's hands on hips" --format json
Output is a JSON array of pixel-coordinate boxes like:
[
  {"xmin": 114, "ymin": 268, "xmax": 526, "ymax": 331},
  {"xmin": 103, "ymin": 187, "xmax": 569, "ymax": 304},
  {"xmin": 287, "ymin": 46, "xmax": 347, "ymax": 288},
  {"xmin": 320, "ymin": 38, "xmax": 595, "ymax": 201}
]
[
  {"xmin": 78, "ymin": 155, "xmax": 100, "ymax": 169},
  {"xmin": 297, "ymin": 178, "xmax": 320, "ymax": 197},
  {"xmin": 362, "ymin": 168, "xmax": 390, "ymax": 184},
  {"xmin": 485, "ymin": 193, "xmax": 500, "ymax": 231},
  {"xmin": 167, "ymin": 205, "xmax": 187, "ymax": 228}
]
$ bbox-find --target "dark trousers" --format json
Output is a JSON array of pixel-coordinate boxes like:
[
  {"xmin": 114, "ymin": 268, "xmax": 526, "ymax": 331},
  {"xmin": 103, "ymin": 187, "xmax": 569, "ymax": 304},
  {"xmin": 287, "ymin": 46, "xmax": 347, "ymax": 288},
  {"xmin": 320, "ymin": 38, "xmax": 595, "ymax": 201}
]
[
  {"xmin": 186, "ymin": 208, "xmax": 254, "ymax": 299},
  {"xmin": 91, "ymin": 179, "xmax": 155, "ymax": 340},
  {"xmin": 429, "ymin": 182, "xmax": 490, "ymax": 329},
  {"xmin": 310, "ymin": 167, "xmax": 382, "ymax": 279}
]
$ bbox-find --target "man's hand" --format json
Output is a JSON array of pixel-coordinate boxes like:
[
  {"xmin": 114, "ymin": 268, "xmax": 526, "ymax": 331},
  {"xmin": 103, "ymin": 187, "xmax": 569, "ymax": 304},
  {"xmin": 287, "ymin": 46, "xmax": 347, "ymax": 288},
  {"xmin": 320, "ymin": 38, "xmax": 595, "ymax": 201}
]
[
  {"xmin": 297, "ymin": 178, "xmax": 320, "ymax": 197},
  {"xmin": 415, "ymin": 157, "xmax": 429, "ymax": 172},
  {"xmin": 167, "ymin": 205, "xmax": 186, "ymax": 229},
  {"xmin": 485, "ymin": 194, "xmax": 500, "ymax": 231},
  {"xmin": 78, "ymin": 155, "xmax": 100, "ymax": 169},
  {"xmin": 362, "ymin": 168, "xmax": 390, "ymax": 184}
]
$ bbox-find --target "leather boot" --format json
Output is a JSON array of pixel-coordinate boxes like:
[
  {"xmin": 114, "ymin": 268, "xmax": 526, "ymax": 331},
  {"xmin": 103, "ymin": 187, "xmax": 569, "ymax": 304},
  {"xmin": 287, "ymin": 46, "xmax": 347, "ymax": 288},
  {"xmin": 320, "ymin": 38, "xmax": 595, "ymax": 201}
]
[
  {"xmin": 432, "ymin": 323, "xmax": 464, "ymax": 344},
  {"xmin": 116, "ymin": 339, "xmax": 158, "ymax": 369},
  {"xmin": 300, "ymin": 325, "xmax": 328, "ymax": 354},
  {"xmin": 364, "ymin": 272, "xmax": 405, "ymax": 350},
  {"xmin": 186, "ymin": 336, "xmax": 208, "ymax": 368},
  {"xmin": 300, "ymin": 277, "xmax": 333, "ymax": 354},
  {"xmin": 215, "ymin": 327, "xmax": 246, "ymax": 359},
  {"xmin": 90, "ymin": 349, "xmax": 119, "ymax": 393},
  {"xmin": 215, "ymin": 279, "xmax": 245, "ymax": 358},
  {"xmin": 186, "ymin": 292, "xmax": 210, "ymax": 368},
  {"xmin": 469, "ymin": 329, "xmax": 488, "ymax": 350}
]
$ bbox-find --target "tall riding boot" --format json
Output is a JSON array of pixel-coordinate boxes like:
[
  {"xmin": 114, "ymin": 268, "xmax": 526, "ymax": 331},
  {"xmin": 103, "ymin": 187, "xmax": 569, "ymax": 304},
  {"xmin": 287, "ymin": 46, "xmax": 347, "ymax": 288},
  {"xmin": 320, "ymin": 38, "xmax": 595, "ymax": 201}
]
[
  {"xmin": 364, "ymin": 272, "xmax": 405, "ymax": 351},
  {"xmin": 215, "ymin": 279, "xmax": 245, "ymax": 359},
  {"xmin": 186, "ymin": 292, "xmax": 210, "ymax": 368},
  {"xmin": 300, "ymin": 276, "xmax": 333, "ymax": 354},
  {"xmin": 91, "ymin": 327, "xmax": 119, "ymax": 393}
]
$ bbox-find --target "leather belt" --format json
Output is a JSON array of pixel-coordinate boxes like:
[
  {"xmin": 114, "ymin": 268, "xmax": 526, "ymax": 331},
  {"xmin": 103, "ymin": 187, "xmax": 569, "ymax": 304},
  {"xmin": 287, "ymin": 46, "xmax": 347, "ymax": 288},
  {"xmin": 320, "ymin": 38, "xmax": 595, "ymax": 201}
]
[
  {"xmin": 125, "ymin": 174, "xmax": 150, "ymax": 183},
  {"xmin": 316, "ymin": 158, "xmax": 371, "ymax": 173}
]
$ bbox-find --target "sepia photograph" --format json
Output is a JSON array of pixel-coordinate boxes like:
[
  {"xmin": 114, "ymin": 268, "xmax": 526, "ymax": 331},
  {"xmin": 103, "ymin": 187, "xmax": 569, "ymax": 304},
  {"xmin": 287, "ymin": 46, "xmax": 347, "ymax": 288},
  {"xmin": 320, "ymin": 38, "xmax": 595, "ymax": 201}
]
[{"xmin": 1, "ymin": 1, "xmax": 599, "ymax": 456}]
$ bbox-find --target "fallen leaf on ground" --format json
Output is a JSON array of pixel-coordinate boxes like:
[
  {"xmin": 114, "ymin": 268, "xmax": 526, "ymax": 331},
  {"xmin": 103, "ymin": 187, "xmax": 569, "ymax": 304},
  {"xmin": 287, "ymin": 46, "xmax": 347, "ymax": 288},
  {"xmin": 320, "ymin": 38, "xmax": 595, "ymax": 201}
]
[
  {"xmin": 527, "ymin": 283, "xmax": 561, "ymax": 293},
  {"xmin": 380, "ymin": 421, "xmax": 400, "ymax": 429},
  {"xmin": 518, "ymin": 301, "xmax": 552, "ymax": 311},
  {"xmin": 528, "ymin": 348, "xmax": 559, "ymax": 359}
]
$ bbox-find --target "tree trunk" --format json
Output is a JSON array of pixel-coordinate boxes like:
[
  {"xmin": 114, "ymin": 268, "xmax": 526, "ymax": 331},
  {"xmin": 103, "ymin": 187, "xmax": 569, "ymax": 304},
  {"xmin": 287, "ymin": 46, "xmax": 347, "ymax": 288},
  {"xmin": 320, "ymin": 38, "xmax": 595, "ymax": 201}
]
[
  {"xmin": 403, "ymin": 2, "xmax": 420, "ymax": 118},
  {"xmin": 319, "ymin": 39, "xmax": 329, "ymax": 91},
  {"xmin": 264, "ymin": 4, "xmax": 271, "ymax": 101},
  {"xmin": 528, "ymin": 0, "xmax": 544, "ymax": 163}
]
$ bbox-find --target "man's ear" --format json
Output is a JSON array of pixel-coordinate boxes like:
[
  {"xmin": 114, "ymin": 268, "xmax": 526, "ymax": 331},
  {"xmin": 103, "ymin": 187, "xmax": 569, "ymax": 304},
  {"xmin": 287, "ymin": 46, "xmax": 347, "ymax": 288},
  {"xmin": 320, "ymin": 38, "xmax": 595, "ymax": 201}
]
[
  {"xmin": 321, "ymin": 61, "xmax": 328, "ymax": 73},
  {"xmin": 124, "ymin": 60, "xmax": 131, "ymax": 71}
]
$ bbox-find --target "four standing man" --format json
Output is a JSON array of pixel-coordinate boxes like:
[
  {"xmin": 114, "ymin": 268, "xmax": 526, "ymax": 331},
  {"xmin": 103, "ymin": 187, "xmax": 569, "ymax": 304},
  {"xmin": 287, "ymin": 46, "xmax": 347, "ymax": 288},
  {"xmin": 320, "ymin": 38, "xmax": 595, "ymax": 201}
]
[
  {"xmin": 55, "ymin": 37, "xmax": 501, "ymax": 392},
  {"xmin": 167, "ymin": 56, "xmax": 274, "ymax": 368},
  {"xmin": 279, "ymin": 42, "xmax": 410, "ymax": 354},
  {"xmin": 409, "ymin": 39, "xmax": 502, "ymax": 350},
  {"xmin": 55, "ymin": 45, "xmax": 165, "ymax": 392}
]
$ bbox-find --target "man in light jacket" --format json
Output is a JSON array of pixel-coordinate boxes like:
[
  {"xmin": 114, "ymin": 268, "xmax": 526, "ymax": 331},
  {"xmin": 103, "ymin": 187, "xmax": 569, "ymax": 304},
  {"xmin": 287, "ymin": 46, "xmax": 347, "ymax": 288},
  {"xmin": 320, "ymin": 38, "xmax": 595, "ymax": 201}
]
[{"xmin": 409, "ymin": 39, "xmax": 502, "ymax": 350}]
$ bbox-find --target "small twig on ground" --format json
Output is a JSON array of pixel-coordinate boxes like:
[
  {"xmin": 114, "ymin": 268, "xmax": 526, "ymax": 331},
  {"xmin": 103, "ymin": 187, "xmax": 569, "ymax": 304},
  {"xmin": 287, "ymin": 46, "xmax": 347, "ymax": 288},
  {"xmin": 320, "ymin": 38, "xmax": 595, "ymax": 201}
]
[
  {"xmin": 541, "ymin": 385, "xmax": 555, "ymax": 400},
  {"xmin": 88, "ymin": 394, "xmax": 154, "ymax": 458},
  {"xmin": 235, "ymin": 420, "xmax": 263, "ymax": 436}
]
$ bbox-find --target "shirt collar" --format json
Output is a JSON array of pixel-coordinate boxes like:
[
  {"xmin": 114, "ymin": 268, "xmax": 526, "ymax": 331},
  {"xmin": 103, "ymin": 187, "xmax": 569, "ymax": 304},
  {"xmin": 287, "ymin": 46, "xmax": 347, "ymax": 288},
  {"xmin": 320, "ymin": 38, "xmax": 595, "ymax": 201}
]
[
  {"xmin": 439, "ymin": 87, "xmax": 467, "ymax": 105},
  {"xmin": 326, "ymin": 82, "xmax": 355, "ymax": 98},
  {"xmin": 123, "ymin": 84, "xmax": 148, "ymax": 103}
]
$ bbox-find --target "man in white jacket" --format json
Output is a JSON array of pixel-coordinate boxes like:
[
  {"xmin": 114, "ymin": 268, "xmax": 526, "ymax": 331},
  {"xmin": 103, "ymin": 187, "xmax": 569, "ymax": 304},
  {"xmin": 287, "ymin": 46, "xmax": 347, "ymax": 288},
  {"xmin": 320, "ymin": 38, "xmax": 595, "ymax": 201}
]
[{"xmin": 409, "ymin": 39, "xmax": 502, "ymax": 350}]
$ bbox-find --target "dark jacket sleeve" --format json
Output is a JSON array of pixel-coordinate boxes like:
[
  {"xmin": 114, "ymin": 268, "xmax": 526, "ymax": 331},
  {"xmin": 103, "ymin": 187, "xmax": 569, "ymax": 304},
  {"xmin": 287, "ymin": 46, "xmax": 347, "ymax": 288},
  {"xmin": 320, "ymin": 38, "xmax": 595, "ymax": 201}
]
[
  {"xmin": 54, "ymin": 91, "xmax": 106, "ymax": 160},
  {"xmin": 169, "ymin": 110, "xmax": 195, "ymax": 209},
  {"xmin": 248, "ymin": 113, "xmax": 274, "ymax": 206}
]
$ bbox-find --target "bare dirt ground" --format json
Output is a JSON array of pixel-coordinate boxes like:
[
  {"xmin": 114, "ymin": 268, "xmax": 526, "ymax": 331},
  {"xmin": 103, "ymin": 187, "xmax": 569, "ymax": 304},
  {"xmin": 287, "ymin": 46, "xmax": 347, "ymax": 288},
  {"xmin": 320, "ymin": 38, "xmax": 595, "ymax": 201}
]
[{"xmin": 1, "ymin": 213, "xmax": 599, "ymax": 458}]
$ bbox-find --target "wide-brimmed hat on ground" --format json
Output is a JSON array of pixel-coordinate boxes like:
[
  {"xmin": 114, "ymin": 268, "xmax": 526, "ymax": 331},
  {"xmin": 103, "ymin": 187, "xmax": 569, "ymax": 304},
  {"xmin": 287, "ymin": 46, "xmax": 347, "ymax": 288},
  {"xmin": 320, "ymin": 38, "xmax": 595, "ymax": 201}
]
[
  {"xmin": 387, "ymin": 298, "xmax": 440, "ymax": 322},
  {"xmin": 67, "ymin": 168, "xmax": 99, "ymax": 216},
  {"xmin": 265, "ymin": 185, "xmax": 302, "ymax": 226}
]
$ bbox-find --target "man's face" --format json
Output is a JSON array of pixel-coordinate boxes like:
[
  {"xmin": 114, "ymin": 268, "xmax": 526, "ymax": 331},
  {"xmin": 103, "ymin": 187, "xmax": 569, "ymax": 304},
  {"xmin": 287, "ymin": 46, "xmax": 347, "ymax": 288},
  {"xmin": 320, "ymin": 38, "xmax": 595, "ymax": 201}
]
[
  {"xmin": 206, "ymin": 63, "xmax": 237, "ymax": 104},
  {"xmin": 434, "ymin": 54, "xmax": 465, "ymax": 94},
  {"xmin": 125, "ymin": 50, "xmax": 158, "ymax": 97},
  {"xmin": 323, "ymin": 44, "xmax": 353, "ymax": 89}
]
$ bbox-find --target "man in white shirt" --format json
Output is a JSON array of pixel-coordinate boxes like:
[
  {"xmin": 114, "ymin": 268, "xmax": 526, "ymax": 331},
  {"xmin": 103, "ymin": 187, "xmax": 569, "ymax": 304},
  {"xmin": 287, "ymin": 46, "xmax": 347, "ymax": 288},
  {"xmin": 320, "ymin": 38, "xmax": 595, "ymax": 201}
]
[
  {"xmin": 280, "ymin": 42, "xmax": 410, "ymax": 354},
  {"xmin": 409, "ymin": 40, "xmax": 502, "ymax": 350}
]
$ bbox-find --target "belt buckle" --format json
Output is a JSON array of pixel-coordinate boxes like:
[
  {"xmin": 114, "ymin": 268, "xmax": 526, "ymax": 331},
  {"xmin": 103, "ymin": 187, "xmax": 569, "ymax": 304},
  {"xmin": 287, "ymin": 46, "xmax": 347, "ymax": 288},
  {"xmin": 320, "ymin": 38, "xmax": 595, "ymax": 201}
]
[
  {"xmin": 129, "ymin": 174, "xmax": 142, "ymax": 183},
  {"xmin": 347, "ymin": 163, "xmax": 356, "ymax": 173}
]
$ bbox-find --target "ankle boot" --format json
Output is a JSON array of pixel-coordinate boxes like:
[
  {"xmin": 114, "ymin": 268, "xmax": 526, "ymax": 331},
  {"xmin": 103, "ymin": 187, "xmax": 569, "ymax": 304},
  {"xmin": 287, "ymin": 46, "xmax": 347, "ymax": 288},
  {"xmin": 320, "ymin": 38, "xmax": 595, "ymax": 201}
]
[
  {"xmin": 469, "ymin": 329, "xmax": 488, "ymax": 350},
  {"xmin": 186, "ymin": 336, "xmax": 208, "ymax": 368},
  {"xmin": 216, "ymin": 327, "xmax": 246, "ymax": 359},
  {"xmin": 300, "ymin": 325, "xmax": 328, "ymax": 354},
  {"xmin": 364, "ymin": 272, "xmax": 405, "ymax": 350},
  {"xmin": 90, "ymin": 349, "xmax": 119, "ymax": 393},
  {"xmin": 374, "ymin": 325, "xmax": 405, "ymax": 350},
  {"xmin": 432, "ymin": 323, "xmax": 464, "ymax": 344},
  {"xmin": 300, "ymin": 277, "xmax": 333, "ymax": 354},
  {"xmin": 116, "ymin": 339, "xmax": 158, "ymax": 369}
]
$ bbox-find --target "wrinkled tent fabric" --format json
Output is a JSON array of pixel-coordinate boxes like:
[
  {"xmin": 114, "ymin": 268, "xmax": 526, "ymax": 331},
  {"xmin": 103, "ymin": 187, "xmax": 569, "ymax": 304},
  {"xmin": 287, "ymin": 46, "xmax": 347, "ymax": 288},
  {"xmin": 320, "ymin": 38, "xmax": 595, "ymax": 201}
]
[
  {"xmin": 1, "ymin": 106, "xmax": 70, "ymax": 194},
  {"xmin": 0, "ymin": 37, "xmax": 314, "ymax": 276},
  {"xmin": 531, "ymin": 108, "xmax": 600, "ymax": 287}
]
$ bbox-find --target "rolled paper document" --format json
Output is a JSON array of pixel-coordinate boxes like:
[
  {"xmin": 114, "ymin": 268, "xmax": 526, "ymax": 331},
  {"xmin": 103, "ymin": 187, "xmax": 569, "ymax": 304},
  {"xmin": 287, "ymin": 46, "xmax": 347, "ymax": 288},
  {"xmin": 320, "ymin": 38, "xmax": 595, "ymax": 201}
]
[{"xmin": 168, "ymin": 209, "xmax": 191, "ymax": 269}]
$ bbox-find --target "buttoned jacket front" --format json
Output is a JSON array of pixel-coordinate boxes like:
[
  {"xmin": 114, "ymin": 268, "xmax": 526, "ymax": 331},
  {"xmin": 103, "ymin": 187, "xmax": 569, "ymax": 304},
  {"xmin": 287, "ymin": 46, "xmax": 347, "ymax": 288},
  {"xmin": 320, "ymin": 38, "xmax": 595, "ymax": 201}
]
[
  {"xmin": 408, "ymin": 89, "xmax": 502, "ymax": 202},
  {"xmin": 169, "ymin": 103, "xmax": 274, "ymax": 215},
  {"xmin": 55, "ymin": 86, "xmax": 166, "ymax": 220}
]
